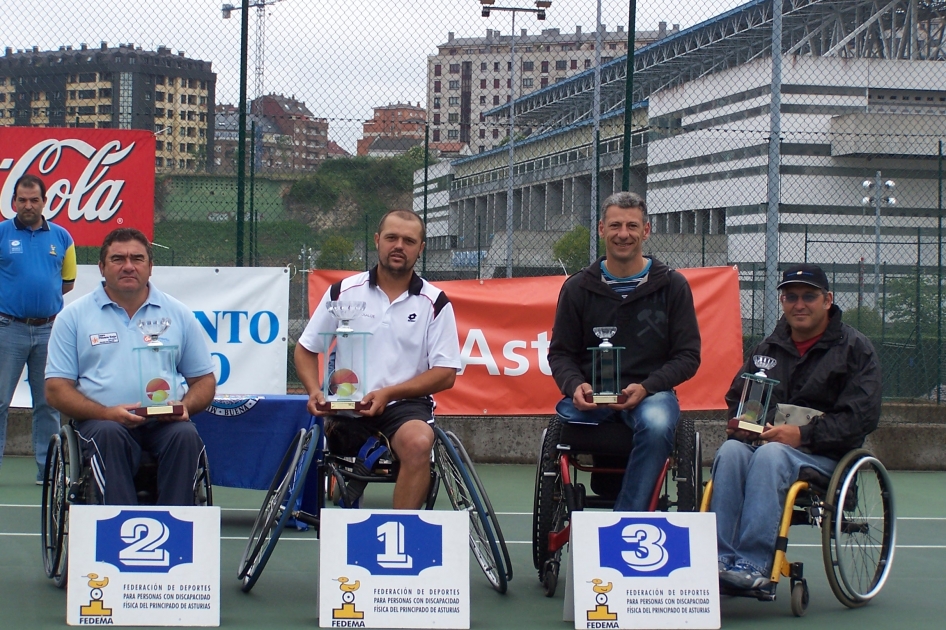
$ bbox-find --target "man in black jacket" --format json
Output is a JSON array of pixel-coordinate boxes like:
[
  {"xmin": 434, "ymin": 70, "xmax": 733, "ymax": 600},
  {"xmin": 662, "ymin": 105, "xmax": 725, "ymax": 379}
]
[
  {"xmin": 714, "ymin": 263, "xmax": 882, "ymax": 593},
  {"xmin": 548, "ymin": 191, "xmax": 701, "ymax": 511}
]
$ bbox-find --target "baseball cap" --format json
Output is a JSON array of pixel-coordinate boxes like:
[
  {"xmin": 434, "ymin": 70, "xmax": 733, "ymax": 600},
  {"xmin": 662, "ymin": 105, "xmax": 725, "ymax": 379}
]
[{"xmin": 777, "ymin": 263, "xmax": 830, "ymax": 292}]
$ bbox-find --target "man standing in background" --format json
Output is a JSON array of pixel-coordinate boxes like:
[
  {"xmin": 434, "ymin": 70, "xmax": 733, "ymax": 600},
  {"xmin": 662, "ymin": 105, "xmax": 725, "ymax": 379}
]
[{"xmin": 0, "ymin": 174, "xmax": 76, "ymax": 483}]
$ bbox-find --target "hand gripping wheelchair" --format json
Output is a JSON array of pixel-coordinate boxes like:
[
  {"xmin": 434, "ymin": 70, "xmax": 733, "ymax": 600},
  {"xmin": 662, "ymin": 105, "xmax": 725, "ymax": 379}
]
[
  {"xmin": 236, "ymin": 416, "xmax": 513, "ymax": 594},
  {"xmin": 40, "ymin": 421, "xmax": 213, "ymax": 588},
  {"xmin": 700, "ymin": 448, "xmax": 896, "ymax": 617},
  {"xmin": 532, "ymin": 413, "xmax": 702, "ymax": 596}
]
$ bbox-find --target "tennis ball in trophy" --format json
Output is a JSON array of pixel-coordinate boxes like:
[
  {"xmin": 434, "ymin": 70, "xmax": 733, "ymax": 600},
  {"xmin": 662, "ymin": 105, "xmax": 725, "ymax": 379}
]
[
  {"xmin": 147, "ymin": 378, "xmax": 172, "ymax": 402},
  {"xmin": 329, "ymin": 369, "xmax": 359, "ymax": 397}
]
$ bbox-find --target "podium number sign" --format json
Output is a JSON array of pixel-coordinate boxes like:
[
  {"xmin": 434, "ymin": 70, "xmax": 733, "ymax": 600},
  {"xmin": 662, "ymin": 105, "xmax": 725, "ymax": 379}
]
[
  {"xmin": 571, "ymin": 512, "xmax": 720, "ymax": 629},
  {"xmin": 67, "ymin": 506, "xmax": 220, "ymax": 627},
  {"xmin": 320, "ymin": 510, "xmax": 469, "ymax": 629}
]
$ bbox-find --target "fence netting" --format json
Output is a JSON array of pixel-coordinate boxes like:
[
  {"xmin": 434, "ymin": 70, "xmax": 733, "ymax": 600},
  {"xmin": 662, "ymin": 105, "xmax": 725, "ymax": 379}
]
[{"xmin": 3, "ymin": 0, "xmax": 945, "ymax": 402}]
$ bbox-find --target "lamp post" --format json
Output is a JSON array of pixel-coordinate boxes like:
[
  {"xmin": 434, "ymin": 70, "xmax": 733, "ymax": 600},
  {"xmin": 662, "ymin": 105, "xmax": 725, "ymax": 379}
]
[
  {"xmin": 481, "ymin": 0, "xmax": 550, "ymax": 278},
  {"xmin": 861, "ymin": 172, "xmax": 896, "ymax": 307},
  {"xmin": 222, "ymin": 0, "xmax": 283, "ymax": 267}
]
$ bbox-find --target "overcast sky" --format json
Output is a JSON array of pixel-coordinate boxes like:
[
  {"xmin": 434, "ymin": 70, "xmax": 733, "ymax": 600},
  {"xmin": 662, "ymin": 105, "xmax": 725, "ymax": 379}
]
[{"xmin": 2, "ymin": 0, "xmax": 744, "ymax": 152}]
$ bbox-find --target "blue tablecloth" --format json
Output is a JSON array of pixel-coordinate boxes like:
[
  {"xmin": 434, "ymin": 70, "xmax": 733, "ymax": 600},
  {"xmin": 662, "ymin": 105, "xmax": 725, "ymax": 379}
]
[{"xmin": 192, "ymin": 394, "xmax": 314, "ymax": 491}]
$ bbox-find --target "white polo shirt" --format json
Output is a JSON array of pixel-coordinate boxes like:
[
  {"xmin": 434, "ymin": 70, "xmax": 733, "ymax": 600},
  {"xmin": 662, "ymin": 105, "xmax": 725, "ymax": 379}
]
[{"xmin": 298, "ymin": 268, "xmax": 461, "ymax": 398}]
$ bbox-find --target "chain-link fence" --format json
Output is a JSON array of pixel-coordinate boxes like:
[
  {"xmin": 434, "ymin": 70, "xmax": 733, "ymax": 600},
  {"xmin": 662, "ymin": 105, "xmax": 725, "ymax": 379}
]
[{"xmin": 3, "ymin": 0, "xmax": 945, "ymax": 402}]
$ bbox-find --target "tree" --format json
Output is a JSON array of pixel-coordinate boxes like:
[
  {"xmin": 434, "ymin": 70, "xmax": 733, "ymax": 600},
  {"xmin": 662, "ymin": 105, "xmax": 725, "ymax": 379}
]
[
  {"xmin": 553, "ymin": 225, "xmax": 594, "ymax": 275},
  {"xmin": 883, "ymin": 274, "xmax": 946, "ymax": 337},
  {"xmin": 317, "ymin": 235, "xmax": 361, "ymax": 270}
]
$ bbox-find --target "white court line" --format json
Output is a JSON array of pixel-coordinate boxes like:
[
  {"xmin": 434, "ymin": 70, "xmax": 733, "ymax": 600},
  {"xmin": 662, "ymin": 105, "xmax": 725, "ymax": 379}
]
[{"xmin": 1, "ymin": 533, "xmax": 944, "ymax": 549}]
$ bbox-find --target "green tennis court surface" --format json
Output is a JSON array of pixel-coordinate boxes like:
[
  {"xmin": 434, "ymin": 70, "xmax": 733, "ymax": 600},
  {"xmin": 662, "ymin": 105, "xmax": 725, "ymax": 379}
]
[{"xmin": 1, "ymin": 455, "xmax": 943, "ymax": 629}]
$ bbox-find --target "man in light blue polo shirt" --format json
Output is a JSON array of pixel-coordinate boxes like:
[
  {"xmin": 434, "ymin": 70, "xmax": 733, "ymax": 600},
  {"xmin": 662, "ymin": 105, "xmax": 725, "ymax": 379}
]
[
  {"xmin": 0, "ymin": 174, "xmax": 76, "ymax": 482},
  {"xmin": 46, "ymin": 228, "xmax": 215, "ymax": 505}
]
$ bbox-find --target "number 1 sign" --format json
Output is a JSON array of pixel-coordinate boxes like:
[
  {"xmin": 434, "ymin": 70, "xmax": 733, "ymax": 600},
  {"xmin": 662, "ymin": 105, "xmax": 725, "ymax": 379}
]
[
  {"xmin": 319, "ymin": 510, "xmax": 469, "ymax": 629},
  {"xmin": 67, "ymin": 506, "xmax": 220, "ymax": 626}
]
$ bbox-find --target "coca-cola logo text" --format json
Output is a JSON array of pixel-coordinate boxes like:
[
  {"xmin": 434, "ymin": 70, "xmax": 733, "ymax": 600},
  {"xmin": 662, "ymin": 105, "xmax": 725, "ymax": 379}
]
[
  {"xmin": 1, "ymin": 138, "xmax": 133, "ymax": 222},
  {"xmin": 0, "ymin": 128, "xmax": 155, "ymax": 245}
]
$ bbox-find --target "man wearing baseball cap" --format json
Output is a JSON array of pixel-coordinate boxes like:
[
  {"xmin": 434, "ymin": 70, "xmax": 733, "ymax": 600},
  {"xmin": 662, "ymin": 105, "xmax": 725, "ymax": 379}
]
[{"xmin": 711, "ymin": 263, "xmax": 882, "ymax": 595}]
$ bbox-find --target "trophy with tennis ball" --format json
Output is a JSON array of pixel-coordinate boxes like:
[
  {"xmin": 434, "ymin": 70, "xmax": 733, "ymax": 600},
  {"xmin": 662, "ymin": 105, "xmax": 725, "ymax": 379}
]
[
  {"xmin": 728, "ymin": 355, "xmax": 779, "ymax": 434},
  {"xmin": 316, "ymin": 301, "xmax": 372, "ymax": 412},
  {"xmin": 133, "ymin": 318, "xmax": 183, "ymax": 418}
]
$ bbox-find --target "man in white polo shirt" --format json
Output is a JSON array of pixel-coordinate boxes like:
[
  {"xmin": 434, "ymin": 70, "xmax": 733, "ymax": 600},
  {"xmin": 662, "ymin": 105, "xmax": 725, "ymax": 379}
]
[
  {"xmin": 45, "ymin": 228, "xmax": 216, "ymax": 505},
  {"xmin": 295, "ymin": 210, "xmax": 461, "ymax": 509}
]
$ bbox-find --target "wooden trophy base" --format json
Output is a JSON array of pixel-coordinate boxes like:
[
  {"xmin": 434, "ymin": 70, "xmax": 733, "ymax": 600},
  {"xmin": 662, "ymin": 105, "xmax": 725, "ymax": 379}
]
[
  {"xmin": 316, "ymin": 400, "xmax": 371, "ymax": 412},
  {"xmin": 727, "ymin": 417, "xmax": 765, "ymax": 434},
  {"xmin": 132, "ymin": 404, "xmax": 184, "ymax": 419},
  {"xmin": 584, "ymin": 392, "xmax": 628, "ymax": 405}
]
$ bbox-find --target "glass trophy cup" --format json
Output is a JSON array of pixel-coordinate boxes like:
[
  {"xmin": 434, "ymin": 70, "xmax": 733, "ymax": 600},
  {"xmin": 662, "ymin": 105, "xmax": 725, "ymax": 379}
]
[
  {"xmin": 584, "ymin": 326, "xmax": 628, "ymax": 405},
  {"xmin": 133, "ymin": 318, "xmax": 183, "ymax": 418},
  {"xmin": 316, "ymin": 301, "xmax": 371, "ymax": 412},
  {"xmin": 731, "ymin": 355, "xmax": 779, "ymax": 434}
]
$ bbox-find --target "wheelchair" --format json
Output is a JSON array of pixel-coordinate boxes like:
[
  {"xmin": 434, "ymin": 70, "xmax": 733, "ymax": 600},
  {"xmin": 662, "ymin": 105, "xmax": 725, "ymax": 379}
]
[
  {"xmin": 237, "ymin": 416, "xmax": 513, "ymax": 594},
  {"xmin": 532, "ymin": 412, "xmax": 702, "ymax": 596},
  {"xmin": 700, "ymin": 448, "xmax": 896, "ymax": 616},
  {"xmin": 40, "ymin": 421, "xmax": 213, "ymax": 589}
]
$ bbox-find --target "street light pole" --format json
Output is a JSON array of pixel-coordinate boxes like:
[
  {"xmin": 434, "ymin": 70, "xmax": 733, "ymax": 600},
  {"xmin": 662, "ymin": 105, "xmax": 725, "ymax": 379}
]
[
  {"xmin": 862, "ymin": 171, "xmax": 896, "ymax": 307},
  {"xmin": 481, "ymin": 1, "xmax": 550, "ymax": 278}
]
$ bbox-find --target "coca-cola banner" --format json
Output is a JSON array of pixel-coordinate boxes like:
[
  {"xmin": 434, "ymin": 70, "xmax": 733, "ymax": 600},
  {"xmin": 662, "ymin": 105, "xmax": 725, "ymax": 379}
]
[{"xmin": 0, "ymin": 128, "xmax": 155, "ymax": 246}]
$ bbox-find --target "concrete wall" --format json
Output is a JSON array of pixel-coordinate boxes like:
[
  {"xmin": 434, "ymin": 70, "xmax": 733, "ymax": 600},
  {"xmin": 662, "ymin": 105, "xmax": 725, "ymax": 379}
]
[{"xmin": 8, "ymin": 403, "xmax": 945, "ymax": 470}]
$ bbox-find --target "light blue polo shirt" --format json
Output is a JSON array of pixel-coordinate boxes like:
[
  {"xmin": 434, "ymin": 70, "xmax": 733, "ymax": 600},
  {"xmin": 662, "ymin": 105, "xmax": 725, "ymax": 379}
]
[
  {"xmin": 0, "ymin": 216, "xmax": 76, "ymax": 318},
  {"xmin": 46, "ymin": 281, "xmax": 215, "ymax": 408}
]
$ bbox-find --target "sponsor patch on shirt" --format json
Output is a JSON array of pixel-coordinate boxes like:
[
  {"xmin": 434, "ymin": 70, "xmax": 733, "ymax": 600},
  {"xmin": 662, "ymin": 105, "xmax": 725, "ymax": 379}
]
[
  {"xmin": 90, "ymin": 332, "xmax": 119, "ymax": 346},
  {"xmin": 9, "ymin": 239, "xmax": 23, "ymax": 254}
]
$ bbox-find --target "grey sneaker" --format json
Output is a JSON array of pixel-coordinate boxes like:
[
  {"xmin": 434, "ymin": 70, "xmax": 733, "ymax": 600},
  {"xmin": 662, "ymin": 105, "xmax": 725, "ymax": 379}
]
[{"xmin": 720, "ymin": 562, "xmax": 770, "ymax": 591}]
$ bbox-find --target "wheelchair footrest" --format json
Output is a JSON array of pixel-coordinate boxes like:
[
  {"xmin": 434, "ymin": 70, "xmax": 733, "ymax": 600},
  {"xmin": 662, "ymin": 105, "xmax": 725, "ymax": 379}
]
[
  {"xmin": 293, "ymin": 511, "xmax": 320, "ymax": 529},
  {"xmin": 720, "ymin": 583, "xmax": 777, "ymax": 602}
]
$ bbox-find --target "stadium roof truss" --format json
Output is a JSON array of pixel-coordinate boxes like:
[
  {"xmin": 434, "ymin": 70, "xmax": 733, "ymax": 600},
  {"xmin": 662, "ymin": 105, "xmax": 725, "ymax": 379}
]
[{"xmin": 485, "ymin": 0, "xmax": 946, "ymax": 134}]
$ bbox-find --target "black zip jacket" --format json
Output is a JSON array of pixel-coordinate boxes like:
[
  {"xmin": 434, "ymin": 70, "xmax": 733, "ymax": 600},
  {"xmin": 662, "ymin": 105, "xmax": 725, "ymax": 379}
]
[
  {"xmin": 548, "ymin": 256, "xmax": 701, "ymax": 398},
  {"xmin": 724, "ymin": 305, "xmax": 882, "ymax": 460}
]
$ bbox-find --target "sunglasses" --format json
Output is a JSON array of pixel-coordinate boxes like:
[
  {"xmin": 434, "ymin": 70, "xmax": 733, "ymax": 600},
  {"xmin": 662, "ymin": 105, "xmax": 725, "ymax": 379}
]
[{"xmin": 780, "ymin": 292, "xmax": 824, "ymax": 304}]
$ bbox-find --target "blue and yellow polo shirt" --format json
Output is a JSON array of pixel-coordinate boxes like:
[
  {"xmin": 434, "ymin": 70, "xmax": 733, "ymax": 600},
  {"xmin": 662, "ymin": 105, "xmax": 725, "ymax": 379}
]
[{"xmin": 0, "ymin": 216, "xmax": 77, "ymax": 319}]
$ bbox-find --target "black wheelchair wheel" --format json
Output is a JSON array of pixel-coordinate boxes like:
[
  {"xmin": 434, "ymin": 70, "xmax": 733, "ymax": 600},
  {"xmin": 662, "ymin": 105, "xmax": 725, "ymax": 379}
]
[
  {"xmin": 445, "ymin": 430, "xmax": 512, "ymax": 582},
  {"xmin": 672, "ymin": 416, "xmax": 698, "ymax": 512},
  {"xmin": 822, "ymin": 449, "xmax": 896, "ymax": 608},
  {"xmin": 239, "ymin": 427, "xmax": 317, "ymax": 592},
  {"xmin": 41, "ymin": 434, "xmax": 67, "ymax": 583},
  {"xmin": 194, "ymin": 449, "xmax": 213, "ymax": 507},
  {"xmin": 433, "ymin": 427, "xmax": 507, "ymax": 594},
  {"xmin": 49, "ymin": 426, "xmax": 81, "ymax": 589},
  {"xmin": 532, "ymin": 418, "xmax": 567, "ymax": 595}
]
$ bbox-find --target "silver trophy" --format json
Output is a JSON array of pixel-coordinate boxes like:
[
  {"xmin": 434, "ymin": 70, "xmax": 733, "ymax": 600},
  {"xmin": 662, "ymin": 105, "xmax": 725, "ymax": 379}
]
[
  {"xmin": 734, "ymin": 355, "xmax": 779, "ymax": 434},
  {"xmin": 327, "ymin": 300, "xmax": 366, "ymax": 336},
  {"xmin": 586, "ymin": 326, "xmax": 627, "ymax": 405},
  {"xmin": 318, "ymin": 301, "xmax": 371, "ymax": 411},
  {"xmin": 133, "ymin": 318, "xmax": 181, "ymax": 418},
  {"xmin": 137, "ymin": 317, "xmax": 171, "ymax": 346}
]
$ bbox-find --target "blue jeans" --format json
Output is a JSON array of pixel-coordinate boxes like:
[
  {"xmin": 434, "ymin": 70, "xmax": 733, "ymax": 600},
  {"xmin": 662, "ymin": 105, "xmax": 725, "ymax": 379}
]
[
  {"xmin": 0, "ymin": 317, "xmax": 61, "ymax": 476},
  {"xmin": 556, "ymin": 390, "xmax": 679, "ymax": 512},
  {"xmin": 710, "ymin": 440, "xmax": 837, "ymax": 573}
]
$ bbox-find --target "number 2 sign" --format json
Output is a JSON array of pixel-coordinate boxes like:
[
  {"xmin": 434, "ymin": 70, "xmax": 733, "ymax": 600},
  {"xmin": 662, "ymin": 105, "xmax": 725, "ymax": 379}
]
[{"xmin": 68, "ymin": 506, "xmax": 220, "ymax": 627}]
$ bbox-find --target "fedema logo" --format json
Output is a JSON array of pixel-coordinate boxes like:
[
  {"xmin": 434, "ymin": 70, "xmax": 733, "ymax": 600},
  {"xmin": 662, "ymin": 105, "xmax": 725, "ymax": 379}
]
[
  {"xmin": 95, "ymin": 510, "xmax": 193, "ymax": 573},
  {"xmin": 598, "ymin": 516, "xmax": 690, "ymax": 577}
]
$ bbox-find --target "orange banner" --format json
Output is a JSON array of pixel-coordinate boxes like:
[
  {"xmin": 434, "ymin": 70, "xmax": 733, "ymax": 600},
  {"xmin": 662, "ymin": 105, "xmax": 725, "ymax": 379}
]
[{"xmin": 308, "ymin": 267, "xmax": 743, "ymax": 415}]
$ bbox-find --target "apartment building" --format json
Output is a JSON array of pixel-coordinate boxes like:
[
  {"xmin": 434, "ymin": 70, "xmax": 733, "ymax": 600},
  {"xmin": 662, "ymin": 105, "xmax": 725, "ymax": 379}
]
[
  {"xmin": 0, "ymin": 43, "xmax": 215, "ymax": 172},
  {"xmin": 426, "ymin": 22, "xmax": 677, "ymax": 153},
  {"xmin": 215, "ymin": 95, "xmax": 330, "ymax": 173},
  {"xmin": 357, "ymin": 102, "xmax": 426, "ymax": 156},
  {"xmin": 254, "ymin": 94, "xmax": 328, "ymax": 171}
]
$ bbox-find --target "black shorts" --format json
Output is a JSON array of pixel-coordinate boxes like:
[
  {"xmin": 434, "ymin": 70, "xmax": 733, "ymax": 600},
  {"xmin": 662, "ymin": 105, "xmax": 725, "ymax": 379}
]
[{"xmin": 325, "ymin": 398, "xmax": 434, "ymax": 455}]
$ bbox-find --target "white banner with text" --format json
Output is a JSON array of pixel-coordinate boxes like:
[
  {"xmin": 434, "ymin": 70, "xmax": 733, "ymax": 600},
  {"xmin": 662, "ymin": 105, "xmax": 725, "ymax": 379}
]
[{"xmin": 13, "ymin": 265, "xmax": 289, "ymax": 407}]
